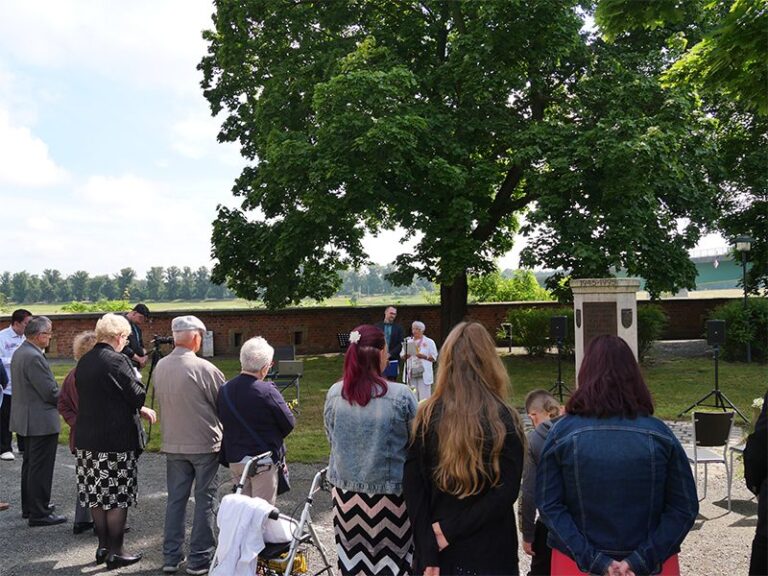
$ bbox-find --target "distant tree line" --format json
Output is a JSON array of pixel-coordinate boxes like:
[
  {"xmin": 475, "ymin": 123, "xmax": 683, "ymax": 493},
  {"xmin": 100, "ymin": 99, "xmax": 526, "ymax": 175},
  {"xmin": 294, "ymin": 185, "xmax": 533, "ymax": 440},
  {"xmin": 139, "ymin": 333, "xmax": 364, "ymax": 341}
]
[
  {"xmin": 0, "ymin": 265, "xmax": 549, "ymax": 305},
  {"xmin": 337, "ymin": 264, "xmax": 435, "ymax": 297},
  {"xmin": 0, "ymin": 267, "xmax": 234, "ymax": 304}
]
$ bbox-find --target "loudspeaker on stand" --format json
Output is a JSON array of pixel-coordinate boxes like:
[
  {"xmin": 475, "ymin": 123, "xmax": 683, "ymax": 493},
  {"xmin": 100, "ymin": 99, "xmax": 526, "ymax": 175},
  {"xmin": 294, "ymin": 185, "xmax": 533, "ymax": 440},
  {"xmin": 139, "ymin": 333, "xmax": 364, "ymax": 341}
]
[
  {"xmin": 706, "ymin": 320, "xmax": 725, "ymax": 346},
  {"xmin": 550, "ymin": 316, "xmax": 567, "ymax": 341}
]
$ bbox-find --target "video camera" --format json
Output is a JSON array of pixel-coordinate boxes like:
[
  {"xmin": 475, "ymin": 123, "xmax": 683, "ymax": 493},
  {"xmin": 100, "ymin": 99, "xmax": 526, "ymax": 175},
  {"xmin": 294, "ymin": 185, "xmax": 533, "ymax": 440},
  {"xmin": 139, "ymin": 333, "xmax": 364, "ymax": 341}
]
[{"xmin": 151, "ymin": 335, "xmax": 174, "ymax": 346}]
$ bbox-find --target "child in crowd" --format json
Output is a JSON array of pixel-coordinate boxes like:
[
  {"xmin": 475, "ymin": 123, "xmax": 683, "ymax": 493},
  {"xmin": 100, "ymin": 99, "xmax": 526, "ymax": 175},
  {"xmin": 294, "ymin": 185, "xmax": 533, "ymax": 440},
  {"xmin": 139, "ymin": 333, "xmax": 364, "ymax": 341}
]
[{"xmin": 520, "ymin": 389, "xmax": 562, "ymax": 576}]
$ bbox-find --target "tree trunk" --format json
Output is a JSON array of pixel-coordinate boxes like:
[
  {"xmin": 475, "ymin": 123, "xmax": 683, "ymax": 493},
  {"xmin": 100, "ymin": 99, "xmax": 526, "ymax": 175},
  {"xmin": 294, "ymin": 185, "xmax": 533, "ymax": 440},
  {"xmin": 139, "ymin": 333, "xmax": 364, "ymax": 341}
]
[{"xmin": 440, "ymin": 272, "xmax": 468, "ymax": 343}]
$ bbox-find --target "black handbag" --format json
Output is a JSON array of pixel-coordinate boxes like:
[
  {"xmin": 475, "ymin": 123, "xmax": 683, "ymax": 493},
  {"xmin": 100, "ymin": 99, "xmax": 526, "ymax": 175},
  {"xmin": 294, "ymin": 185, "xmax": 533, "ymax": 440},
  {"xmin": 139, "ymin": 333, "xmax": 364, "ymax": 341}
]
[
  {"xmin": 134, "ymin": 411, "xmax": 147, "ymax": 455},
  {"xmin": 221, "ymin": 384, "xmax": 291, "ymax": 494},
  {"xmin": 275, "ymin": 446, "xmax": 291, "ymax": 495}
]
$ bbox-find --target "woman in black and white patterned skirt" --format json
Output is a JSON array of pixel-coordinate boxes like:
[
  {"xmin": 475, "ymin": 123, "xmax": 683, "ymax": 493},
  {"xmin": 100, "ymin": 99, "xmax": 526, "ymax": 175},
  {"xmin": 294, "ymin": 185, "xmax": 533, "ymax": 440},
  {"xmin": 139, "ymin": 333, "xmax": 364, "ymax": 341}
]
[
  {"xmin": 75, "ymin": 313, "xmax": 156, "ymax": 570},
  {"xmin": 324, "ymin": 324, "xmax": 418, "ymax": 575}
]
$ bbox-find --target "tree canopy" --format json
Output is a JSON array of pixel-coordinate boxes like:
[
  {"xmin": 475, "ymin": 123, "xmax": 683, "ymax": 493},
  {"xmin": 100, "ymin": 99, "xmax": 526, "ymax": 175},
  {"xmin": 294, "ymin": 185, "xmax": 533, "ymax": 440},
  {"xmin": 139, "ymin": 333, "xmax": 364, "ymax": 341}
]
[
  {"xmin": 596, "ymin": 0, "xmax": 768, "ymax": 115},
  {"xmin": 201, "ymin": 0, "xmax": 727, "ymax": 333},
  {"xmin": 595, "ymin": 0, "xmax": 767, "ymax": 293}
]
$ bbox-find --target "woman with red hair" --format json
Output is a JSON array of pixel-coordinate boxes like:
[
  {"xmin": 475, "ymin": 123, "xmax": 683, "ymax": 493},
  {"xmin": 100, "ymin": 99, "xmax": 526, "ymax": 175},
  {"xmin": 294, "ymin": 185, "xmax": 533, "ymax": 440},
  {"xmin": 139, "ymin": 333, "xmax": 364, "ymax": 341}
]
[
  {"xmin": 537, "ymin": 335, "xmax": 698, "ymax": 576},
  {"xmin": 324, "ymin": 324, "xmax": 418, "ymax": 575}
]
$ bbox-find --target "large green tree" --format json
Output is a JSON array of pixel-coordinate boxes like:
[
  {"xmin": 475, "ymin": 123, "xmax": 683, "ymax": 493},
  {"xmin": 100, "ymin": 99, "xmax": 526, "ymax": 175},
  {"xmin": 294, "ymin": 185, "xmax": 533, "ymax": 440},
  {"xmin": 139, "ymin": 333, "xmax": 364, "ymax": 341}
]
[{"xmin": 201, "ymin": 0, "xmax": 722, "ymax": 335}]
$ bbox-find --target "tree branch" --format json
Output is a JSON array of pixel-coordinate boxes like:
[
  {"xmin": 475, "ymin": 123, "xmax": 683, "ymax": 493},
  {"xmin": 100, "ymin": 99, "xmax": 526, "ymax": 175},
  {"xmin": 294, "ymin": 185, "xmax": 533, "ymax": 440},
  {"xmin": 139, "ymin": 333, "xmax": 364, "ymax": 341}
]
[
  {"xmin": 471, "ymin": 164, "xmax": 532, "ymax": 243},
  {"xmin": 451, "ymin": 2, "xmax": 465, "ymax": 34}
]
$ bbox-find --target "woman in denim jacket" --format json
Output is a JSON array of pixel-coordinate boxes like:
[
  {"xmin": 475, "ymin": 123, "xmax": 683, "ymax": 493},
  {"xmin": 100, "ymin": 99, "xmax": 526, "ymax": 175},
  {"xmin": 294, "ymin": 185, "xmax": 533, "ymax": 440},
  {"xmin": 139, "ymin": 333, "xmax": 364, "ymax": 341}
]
[
  {"xmin": 324, "ymin": 324, "xmax": 418, "ymax": 575},
  {"xmin": 537, "ymin": 335, "xmax": 698, "ymax": 576}
]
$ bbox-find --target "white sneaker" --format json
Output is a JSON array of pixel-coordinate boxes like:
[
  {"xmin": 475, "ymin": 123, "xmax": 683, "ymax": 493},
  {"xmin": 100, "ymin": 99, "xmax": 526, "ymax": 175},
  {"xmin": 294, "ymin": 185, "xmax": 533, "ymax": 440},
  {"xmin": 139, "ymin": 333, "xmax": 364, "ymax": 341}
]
[
  {"xmin": 0, "ymin": 452, "xmax": 14, "ymax": 461},
  {"xmin": 163, "ymin": 557, "xmax": 186, "ymax": 573}
]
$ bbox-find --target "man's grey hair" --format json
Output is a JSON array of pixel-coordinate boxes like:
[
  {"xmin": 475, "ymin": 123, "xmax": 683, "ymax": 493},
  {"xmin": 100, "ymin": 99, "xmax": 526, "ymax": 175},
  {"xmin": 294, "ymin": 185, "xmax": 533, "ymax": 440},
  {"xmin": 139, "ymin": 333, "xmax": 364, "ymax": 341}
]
[
  {"xmin": 412, "ymin": 320, "xmax": 426, "ymax": 332},
  {"xmin": 240, "ymin": 337, "xmax": 274, "ymax": 374},
  {"xmin": 25, "ymin": 316, "xmax": 52, "ymax": 337}
]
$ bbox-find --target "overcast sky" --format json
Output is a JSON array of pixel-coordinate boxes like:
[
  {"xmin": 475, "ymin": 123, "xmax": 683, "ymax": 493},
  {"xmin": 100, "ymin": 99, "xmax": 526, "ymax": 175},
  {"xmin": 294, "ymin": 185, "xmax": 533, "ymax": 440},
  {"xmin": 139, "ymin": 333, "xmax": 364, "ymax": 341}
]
[{"xmin": 0, "ymin": 1, "xmax": 725, "ymax": 279}]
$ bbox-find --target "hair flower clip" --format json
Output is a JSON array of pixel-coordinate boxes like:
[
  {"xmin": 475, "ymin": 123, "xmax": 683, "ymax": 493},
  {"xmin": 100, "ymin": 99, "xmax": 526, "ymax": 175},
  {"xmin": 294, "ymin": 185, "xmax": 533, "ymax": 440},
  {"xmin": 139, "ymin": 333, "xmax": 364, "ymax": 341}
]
[{"xmin": 349, "ymin": 330, "xmax": 361, "ymax": 344}]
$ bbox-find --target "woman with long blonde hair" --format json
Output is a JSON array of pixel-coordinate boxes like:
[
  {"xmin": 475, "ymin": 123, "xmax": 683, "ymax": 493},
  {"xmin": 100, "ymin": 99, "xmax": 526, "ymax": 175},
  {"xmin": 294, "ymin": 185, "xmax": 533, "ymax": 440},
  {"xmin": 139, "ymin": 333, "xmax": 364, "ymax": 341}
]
[{"xmin": 403, "ymin": 321, "xmax": 526, "ymax": 576}]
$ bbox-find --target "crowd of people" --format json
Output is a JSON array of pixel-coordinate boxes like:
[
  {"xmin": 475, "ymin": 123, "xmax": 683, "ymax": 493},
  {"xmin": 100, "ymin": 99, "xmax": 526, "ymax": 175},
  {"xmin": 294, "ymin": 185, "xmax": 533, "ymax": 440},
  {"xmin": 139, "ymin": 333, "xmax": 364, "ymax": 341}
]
[
  {"xmin": 0, "ymin": 305, "xmax": 296, "ymax": 574},
  {"xmin": 0, "ymin": 304, "xmax": 765, "ymax": 576},
  {"xmin": 325, "ymin": 311, "xmax": 766, "ymax": 576}
]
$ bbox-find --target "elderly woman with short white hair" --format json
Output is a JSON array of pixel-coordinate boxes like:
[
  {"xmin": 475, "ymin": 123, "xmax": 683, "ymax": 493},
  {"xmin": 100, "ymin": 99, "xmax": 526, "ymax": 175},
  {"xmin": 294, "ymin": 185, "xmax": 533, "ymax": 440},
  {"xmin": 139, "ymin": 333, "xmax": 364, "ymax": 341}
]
[
  {"xmin": 401, "ymin": 320, "xmax": 439, "ymax": 401},
  {"xmin": 217, "ymin": 337, "xmax": 296, "ymax": 504}
]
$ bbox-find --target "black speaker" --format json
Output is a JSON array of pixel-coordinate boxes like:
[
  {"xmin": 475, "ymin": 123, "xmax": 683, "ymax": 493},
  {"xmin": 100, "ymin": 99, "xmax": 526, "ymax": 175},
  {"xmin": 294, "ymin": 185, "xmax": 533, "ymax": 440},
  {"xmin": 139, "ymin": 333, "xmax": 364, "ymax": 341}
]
[
  {"xmin": 550, "ymin": 316, "xmax": 567, "ymax": 341},
  {"xmin": 707, "ymin": 320, "xmax": 726, "ymax": 346}
]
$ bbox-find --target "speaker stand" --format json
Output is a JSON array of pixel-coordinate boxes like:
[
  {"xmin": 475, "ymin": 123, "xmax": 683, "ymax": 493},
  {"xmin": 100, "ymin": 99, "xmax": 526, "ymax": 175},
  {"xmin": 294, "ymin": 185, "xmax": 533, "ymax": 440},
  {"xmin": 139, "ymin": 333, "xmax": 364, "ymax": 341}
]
[
  {"xmin": 677, "ymin": 345, "xmax": 748, "ymax": 423},
  {"xmin": 548, "ymin": 339, "xmax": 571, "ymax": 403}
]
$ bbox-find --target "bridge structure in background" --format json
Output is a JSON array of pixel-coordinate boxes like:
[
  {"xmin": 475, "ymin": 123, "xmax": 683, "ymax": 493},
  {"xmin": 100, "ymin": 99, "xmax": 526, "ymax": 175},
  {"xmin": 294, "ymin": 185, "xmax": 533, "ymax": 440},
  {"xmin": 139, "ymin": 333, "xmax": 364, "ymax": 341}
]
[{"xmin": 535, "ymin": 246, "xmax": 748, "ymax": 293}]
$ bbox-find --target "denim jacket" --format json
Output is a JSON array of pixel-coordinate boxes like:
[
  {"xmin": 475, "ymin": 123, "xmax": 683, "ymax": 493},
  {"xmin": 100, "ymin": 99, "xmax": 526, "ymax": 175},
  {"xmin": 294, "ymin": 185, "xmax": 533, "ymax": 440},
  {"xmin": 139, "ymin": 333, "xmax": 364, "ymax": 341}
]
[
  {"xmin": 536, "ymin": 415, "xmax": 698, "ymax": 576},
  {"xmin": 324, "ymin": 380, "xmax": 417, "ymax": 495}
]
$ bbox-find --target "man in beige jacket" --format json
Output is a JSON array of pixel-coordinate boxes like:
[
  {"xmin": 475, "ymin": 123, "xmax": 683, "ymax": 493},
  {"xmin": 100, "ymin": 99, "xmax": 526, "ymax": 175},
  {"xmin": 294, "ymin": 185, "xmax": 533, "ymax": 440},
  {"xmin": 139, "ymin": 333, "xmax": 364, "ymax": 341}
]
[{"xmin": 153, "ymin": 315, "xmax": 224, "ymax": 575}]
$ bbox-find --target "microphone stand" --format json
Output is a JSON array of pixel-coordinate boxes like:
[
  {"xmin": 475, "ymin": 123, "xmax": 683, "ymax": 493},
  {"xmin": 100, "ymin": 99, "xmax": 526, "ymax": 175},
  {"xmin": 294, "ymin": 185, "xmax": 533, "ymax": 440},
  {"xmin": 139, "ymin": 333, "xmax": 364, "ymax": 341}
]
[{"xmin": 403, "ymin": 338, "xmax": 411, "ymax": 390}]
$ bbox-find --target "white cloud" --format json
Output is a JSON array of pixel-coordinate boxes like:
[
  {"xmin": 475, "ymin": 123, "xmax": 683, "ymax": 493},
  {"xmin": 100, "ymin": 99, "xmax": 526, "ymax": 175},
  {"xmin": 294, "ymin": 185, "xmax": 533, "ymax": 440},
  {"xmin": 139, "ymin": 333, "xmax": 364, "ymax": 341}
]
[
  {"xmin": 170, "ymin": 105, "xmax": 243, "ymax": 166},
  {"xmin": 0, "ymin": 172, "xmax": 236, "ymax": 277},
  {"xmin": 0, "ymin": 0, "xmax": 215, "ymax": 95},
  {"xmin": 0, "ymin": 107, "xmax": 68, "ymax": 187}
]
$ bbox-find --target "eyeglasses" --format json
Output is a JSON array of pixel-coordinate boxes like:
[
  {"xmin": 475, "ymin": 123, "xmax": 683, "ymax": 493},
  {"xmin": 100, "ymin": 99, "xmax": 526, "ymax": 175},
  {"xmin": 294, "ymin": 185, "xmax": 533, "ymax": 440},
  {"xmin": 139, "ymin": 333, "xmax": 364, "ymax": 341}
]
[{"xmin": 40, "ymin": 331, "xmax": 53, "ymax": 336}]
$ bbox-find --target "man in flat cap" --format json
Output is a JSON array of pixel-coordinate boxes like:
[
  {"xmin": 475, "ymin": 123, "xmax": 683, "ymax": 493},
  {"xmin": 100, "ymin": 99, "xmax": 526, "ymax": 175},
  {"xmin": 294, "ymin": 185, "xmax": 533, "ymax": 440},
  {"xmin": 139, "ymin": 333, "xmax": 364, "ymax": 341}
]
[
  {"xmin": 122, "ymin": 303, "xmax": 150, "ymax": 370},
  {"xmin": 152, "ymin": 315, "xmax": 224, "ymax": 575}
]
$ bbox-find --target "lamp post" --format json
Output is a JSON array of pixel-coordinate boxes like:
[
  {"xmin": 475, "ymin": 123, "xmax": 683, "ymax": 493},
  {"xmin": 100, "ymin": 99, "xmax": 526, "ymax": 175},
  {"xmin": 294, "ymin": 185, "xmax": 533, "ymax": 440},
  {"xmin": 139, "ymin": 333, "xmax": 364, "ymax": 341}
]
[{"xmin": 735, "ymin": 235, "xmax": 753, "ymax": 363}]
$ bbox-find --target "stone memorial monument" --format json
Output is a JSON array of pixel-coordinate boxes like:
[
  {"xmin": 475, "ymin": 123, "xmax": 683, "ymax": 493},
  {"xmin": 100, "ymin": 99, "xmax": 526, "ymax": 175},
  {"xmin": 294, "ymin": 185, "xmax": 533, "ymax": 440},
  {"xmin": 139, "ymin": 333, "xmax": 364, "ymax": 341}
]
[{"xmin": 571, "ymin": 278, "xmax": 641, "ymax": 380}]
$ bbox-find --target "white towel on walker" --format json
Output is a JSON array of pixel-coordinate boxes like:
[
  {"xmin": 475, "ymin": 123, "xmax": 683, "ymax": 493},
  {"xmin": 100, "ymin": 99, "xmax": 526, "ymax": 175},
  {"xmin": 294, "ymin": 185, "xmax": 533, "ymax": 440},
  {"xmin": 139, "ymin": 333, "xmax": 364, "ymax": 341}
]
[{"xmin": 211, "ymin": 494, "xmax": 275, "ymax": 576}]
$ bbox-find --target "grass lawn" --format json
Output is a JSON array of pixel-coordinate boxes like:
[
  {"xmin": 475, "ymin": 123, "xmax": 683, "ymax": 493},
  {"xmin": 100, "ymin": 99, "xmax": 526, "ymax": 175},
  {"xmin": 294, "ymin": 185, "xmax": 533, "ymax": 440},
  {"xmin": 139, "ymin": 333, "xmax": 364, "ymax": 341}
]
[{"xmin": 50, "ymin": 351, "xmax": 765, "ymax": 463}]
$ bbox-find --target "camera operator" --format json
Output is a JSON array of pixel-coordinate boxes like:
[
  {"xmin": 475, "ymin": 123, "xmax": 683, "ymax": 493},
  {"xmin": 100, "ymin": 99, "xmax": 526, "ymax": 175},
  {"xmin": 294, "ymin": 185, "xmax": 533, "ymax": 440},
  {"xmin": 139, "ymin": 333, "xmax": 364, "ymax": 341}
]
[{"xmin": 121, "ymin": 304, "xmax": 150, "ymax": 370}]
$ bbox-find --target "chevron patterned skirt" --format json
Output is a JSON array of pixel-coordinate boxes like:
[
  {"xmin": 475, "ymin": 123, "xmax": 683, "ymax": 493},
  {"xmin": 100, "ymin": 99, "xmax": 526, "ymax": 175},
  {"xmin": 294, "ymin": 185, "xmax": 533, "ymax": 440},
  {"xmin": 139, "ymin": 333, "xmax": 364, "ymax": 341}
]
[{"xmin": 332, "ymin": 487, "xmax": 413, "ymax": 576}]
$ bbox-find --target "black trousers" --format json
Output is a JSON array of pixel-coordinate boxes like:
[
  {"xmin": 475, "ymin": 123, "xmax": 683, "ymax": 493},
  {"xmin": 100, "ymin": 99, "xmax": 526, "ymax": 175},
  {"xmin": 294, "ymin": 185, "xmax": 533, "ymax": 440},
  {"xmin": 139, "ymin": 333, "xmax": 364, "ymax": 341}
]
[
  {"xmin": 20, "ymin": 434, "xmax": 58, "ymax": 520},
  {"xmin": 0, "ymin": 395, "xmax": 24, "ymax": 453},
  {"xmin": 528, "ymin": 519, "xmax": 552, "ymax": 576}
]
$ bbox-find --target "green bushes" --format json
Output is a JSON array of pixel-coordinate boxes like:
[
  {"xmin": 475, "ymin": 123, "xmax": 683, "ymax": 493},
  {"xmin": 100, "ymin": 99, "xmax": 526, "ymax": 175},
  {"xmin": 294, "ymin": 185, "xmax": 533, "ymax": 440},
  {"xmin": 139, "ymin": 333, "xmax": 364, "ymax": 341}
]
[
  {"xmin": 637, "ymin": 304, "xmax": 669, "ymax": 362},
  {"xmin": 708, "ymin": 298, "xmax": 768, "ymax": 362},
  {"xmin": 60, "ymin": 299, "xmax": 131, "ymax": 313},
  {"xmin": 505, "ymin": 304, "xmax": 668, "ymax": 363},
  {"xmin": 468, "ymin": 270, "xmax": 552, "ymax": 303},
  {"xmin": 505, "ymin": 307, "xmax": 574, "ymax": 356}
]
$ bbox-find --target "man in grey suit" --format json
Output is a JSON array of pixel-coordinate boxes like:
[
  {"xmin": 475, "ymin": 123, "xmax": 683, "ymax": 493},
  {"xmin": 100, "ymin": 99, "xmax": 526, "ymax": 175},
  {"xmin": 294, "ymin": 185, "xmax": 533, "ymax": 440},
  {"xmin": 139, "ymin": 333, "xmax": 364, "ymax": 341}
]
[{"xmin": 10, "ymin": 316, "xmax": 66, "ymax": 526}]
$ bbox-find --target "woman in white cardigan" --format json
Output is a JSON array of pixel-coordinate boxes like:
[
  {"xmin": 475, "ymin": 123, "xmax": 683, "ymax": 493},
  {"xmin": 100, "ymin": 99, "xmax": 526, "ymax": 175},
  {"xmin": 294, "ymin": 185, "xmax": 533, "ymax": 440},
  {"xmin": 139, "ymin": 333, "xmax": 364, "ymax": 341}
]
[{"xmin": 401, "ymin": 321, "xmax": 438, "ymax": 401}]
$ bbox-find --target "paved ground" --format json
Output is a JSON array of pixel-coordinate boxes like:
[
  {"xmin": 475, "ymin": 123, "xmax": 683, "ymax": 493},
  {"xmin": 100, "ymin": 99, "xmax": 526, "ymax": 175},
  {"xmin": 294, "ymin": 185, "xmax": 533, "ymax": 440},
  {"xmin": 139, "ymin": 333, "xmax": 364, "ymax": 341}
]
[{"xmin": 0, "ymin": 422, "xmax": 758, "ymax": 575}]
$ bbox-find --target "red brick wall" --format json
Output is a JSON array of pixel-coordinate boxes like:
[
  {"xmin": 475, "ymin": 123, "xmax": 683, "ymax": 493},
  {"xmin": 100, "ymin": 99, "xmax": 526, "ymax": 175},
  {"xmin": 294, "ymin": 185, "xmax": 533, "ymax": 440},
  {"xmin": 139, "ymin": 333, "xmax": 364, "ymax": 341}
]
[
  {"xmin": 641, "ymin": 298, "xmax": 733, "ymax": 340},
  {"xmin": 0, "ymin": 298, "xmax": 736, "ymax": 359}
]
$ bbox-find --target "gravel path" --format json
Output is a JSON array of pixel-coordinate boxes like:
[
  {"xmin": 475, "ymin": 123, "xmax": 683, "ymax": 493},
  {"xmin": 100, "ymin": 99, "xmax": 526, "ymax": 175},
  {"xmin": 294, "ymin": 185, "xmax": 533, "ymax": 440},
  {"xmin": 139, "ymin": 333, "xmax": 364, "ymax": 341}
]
[{"xmin": 0, "ymin": 436, "xmax": 758, "ymax": 575}]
